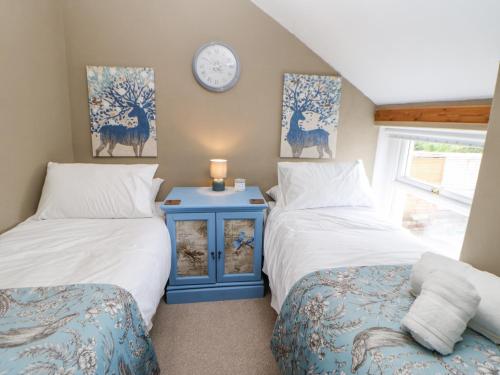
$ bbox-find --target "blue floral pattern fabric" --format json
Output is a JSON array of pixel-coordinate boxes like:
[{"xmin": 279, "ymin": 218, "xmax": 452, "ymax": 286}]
[
  {"xmin": 271, "ymin": 265, "xmax": 500, "ymax": 374},
  {"xmin": 0, "ymin": 284, "xmax": 159, "ymax": 375}
]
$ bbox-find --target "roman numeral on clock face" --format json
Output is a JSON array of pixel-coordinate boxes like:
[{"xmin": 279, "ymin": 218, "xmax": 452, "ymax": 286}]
[{"xmin": 193, "ymin": 42, "xmax": 240, "ymax": 92}]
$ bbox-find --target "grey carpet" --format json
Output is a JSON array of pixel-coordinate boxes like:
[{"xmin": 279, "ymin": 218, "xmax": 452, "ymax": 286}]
[{"xmin": 150, "ymin": 294, "xmax": 281, "ymax": 375}]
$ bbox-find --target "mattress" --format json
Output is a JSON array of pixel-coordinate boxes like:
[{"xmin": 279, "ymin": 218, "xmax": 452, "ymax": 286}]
[
  {"xmin": 263, "ymin": 205, "xmax": 431, "ymax": 312},
  {"xmin": 0, "ymin": 204, "xmax": 170, "ymax": 330}
]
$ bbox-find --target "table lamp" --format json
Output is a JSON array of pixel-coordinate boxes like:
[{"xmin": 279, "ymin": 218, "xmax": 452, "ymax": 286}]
[{"xmin": 210, "ymin": 159, "xmax": 227, "ymax": 191}]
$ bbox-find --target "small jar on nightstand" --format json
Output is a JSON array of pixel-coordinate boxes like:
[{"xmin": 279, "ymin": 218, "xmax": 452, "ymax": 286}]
[{"xmin": 160, "ymin": 186, "xmax": 267, "ymax": 304}]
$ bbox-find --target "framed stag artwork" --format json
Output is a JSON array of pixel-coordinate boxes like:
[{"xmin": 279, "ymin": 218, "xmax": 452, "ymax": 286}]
[
  {"xmin": 86, "ymin": 66, "xmax": 157, "ymax": 157},
  {"xmin": 280, "ymin": 73, "xmax": 342, "ymax": 159}
]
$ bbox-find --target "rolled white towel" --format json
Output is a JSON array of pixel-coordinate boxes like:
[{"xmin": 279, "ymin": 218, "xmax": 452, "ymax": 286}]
[
  {"xmin": 410, "ymin": 252, "xmax": 500, "ymax": 344},
  {"xmin": 402, "ymin": 271, "xmax": 481, "ymax": 355},
  {"xmin": 410, "ymin": 252, "xmax": 470, "ymax": 295}
]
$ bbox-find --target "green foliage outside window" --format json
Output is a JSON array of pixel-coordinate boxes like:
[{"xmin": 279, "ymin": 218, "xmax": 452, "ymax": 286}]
[{"xmin": 414, "ymin": 141, "xmax": 482, "ymax": 154}]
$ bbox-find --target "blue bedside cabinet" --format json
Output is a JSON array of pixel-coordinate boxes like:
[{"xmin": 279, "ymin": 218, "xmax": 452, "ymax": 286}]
[{"xmin": 160, "ymin": 187, "xmax": 267, "ymax": 304}]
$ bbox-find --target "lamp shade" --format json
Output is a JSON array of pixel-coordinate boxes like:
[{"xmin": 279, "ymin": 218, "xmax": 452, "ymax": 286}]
[{"xmin": 210, "ymin": 159, "xmax": 227, "ymax": 179}]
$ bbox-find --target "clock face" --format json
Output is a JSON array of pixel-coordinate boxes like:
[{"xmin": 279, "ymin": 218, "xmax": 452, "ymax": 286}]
[{"xmin": 193, "ymin": 42, "xmax": 240, "ymax": 92}]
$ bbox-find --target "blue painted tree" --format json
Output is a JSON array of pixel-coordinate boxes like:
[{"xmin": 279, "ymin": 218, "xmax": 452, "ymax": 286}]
[
  {"xmin": 281, "ymin": 73, "xmax": 342, "ymax": 158},
  {"xmin": 87, "ymin": 66, "xmax": 157, "ymax": 157}
]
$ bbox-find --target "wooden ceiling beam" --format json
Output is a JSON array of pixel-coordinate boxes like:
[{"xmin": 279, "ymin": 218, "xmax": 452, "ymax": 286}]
[{"xmin": 374, "ymin": 105, "xmax": 491, "ymax": 125}]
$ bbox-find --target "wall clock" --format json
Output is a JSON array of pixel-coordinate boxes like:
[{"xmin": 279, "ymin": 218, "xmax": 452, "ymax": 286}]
[{"xmin": 192, "ymin": 42, "xmax": 240, "ymax": 92}]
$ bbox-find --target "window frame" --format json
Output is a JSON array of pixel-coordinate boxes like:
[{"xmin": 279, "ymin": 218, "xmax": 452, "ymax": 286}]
[
  {"xmin": 373, "ymin": 126, "xmax": 486, "ymax": 218},
  {"xmin": 394, "ymin": 139, "xmax": 476, "ymax": 206}
]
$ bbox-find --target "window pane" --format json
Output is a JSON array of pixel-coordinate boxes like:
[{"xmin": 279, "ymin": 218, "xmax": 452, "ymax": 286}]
[
  {"xmin": 405, "ymin": 141, "xmax": 482, "ymax": 199},
  {"xmin": 401, "ymin": 192, "xmax": 467, "ymax": 258}
]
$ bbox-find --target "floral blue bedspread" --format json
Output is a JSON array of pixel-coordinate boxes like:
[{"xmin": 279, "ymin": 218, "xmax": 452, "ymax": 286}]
[
  {"xmin": 271, "ymin": 265, "xmax": 500, "ymax": 374},
  {"xmin": 0, "ymin": 284, "xmax": 159, "ymax": 375}
]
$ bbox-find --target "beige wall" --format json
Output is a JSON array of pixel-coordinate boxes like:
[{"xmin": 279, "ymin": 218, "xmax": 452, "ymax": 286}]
[
  {"xmin": 63, "ymin": 0, "xmax": 379, "ymax": 198},
  {"xmin": 0, "ymin": 0, "xmax": 379, "ymax": 232},
  {"xmin": 0, "ymin": 0, "xmax": 73, "ymax": 232},
  {"xmin": 461, "ymin": 66, "xmax": 500, "ymax": 276}
]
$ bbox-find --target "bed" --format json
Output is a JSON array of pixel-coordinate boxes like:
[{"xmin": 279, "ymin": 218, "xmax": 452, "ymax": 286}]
[
  {"xmin": 264, "ymin": 205, "xmax": 500, "ymax": 374},
  {"xmin": 0, "ymin": 204, "xmax": 170, "ymax": 374},
  {"xmin": 264, "ymin": 205, "xmax": 429, "ymax": 312},
  {"xmin": 0, "ymin": 204, "xmax": 170, "ymax": 329}
]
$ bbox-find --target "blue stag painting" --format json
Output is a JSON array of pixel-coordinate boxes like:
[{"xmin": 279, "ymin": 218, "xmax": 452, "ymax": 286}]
[
  {"xmin": 87, "ymin": 66, "xmax": 157, "ymax": 157},
  {"xmin": 280, "ymin": 73, "xmax": 342, "ymax": 158}
]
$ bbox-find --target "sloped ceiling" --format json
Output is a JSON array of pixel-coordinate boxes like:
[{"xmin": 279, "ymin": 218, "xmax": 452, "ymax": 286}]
[{"xmin": 251, "ymin": 0, "xmax": 500, "ymax": 105}]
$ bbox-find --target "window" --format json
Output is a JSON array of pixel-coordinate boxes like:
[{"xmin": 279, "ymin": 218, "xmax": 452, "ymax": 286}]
[
  {"xmin": 373, "ymin": 127, "xmax": 486, "ymax": 258},
  {"xmin": 397, "ymin": 140, "xmax": 482, "ymax": 204}
]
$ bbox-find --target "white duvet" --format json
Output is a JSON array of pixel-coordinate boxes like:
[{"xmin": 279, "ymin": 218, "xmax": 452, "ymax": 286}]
[
  {"xmin": 263, "ymin": 205, "xmax": 431, "ymax": 312},
  {"xmin": 0, "ymin": 206, "xmax": 170, "ymax": 330}
]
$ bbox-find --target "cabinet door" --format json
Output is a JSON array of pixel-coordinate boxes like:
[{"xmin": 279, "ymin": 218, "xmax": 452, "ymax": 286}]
[
  {"xmin": 167, "ymin": 213, "xmax": 216, "ymax": 285},
  {"xmin": 216, "ymin": 211, "xmax": 263, "ymax": 283}
]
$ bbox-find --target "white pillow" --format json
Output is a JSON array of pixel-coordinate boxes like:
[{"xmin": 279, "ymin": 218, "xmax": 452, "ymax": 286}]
[
  {"xmin": 36, "ymin": 163, "xmax": 158, "ymax": 219},
  {"xmin": 277, "ymin": 160, "xmax": 375, "ymax": 210},
  {"xmin": 266, "ymin": 185, "xmax": 281, "ymax": 202},
  {"xmin": 151, "ymin": 178, "xmax": 164, "ymax": 204}
]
